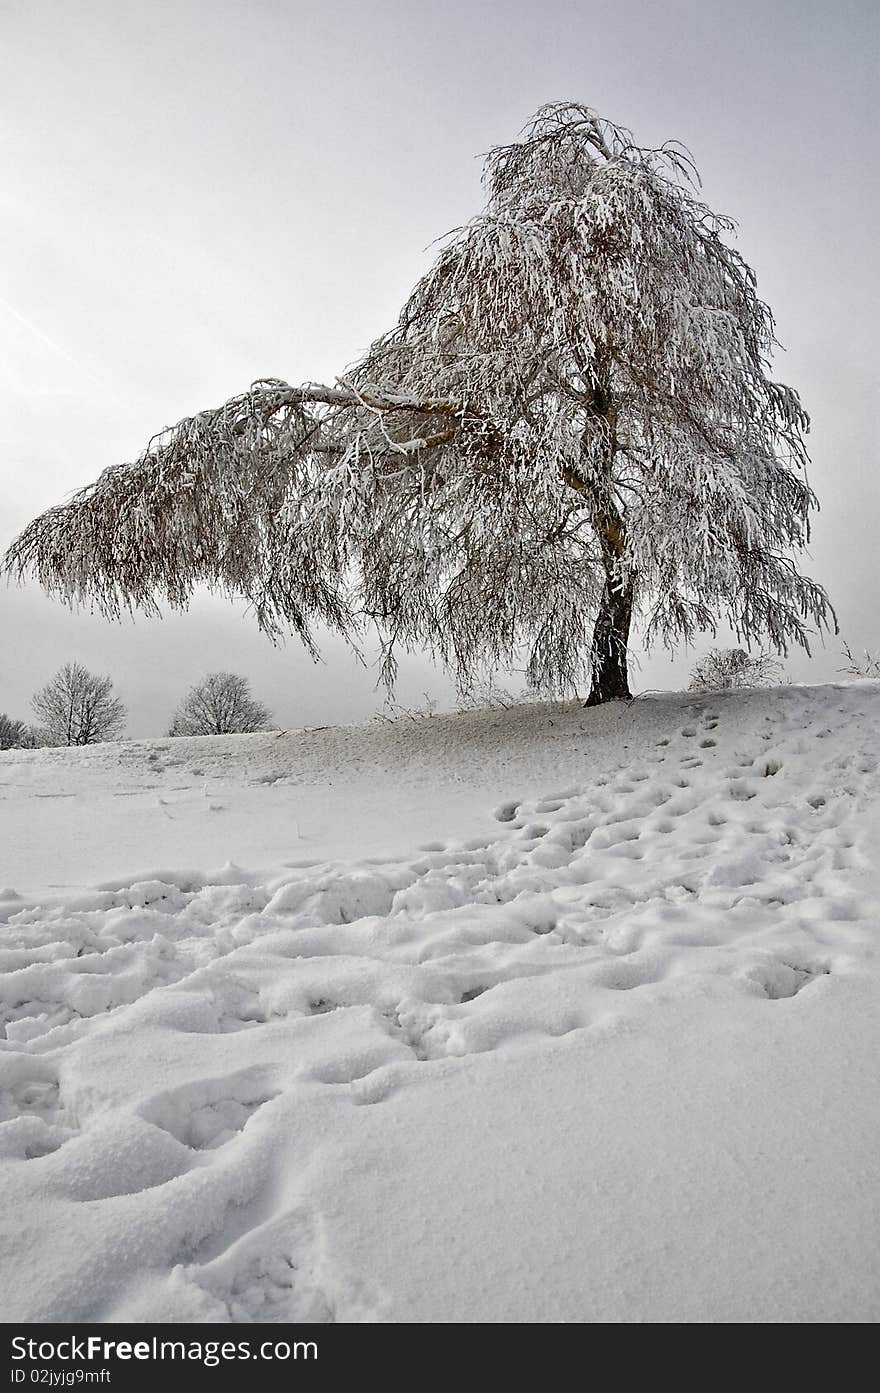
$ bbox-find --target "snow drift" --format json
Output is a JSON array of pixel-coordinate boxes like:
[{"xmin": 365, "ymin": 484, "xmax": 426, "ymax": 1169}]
[{"xmin": 1, "ymin": 683, "xmax": 878, "ymax": 1321}]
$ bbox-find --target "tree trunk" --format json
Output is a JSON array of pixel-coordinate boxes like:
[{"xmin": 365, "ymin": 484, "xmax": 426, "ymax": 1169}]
[
  {"xmin": 585, "ymin": 575, "xmax": 633, "ymax": 706},
  {"xmin": 563, "ymin": 389, "xmax": 632, "ymax": 706}
]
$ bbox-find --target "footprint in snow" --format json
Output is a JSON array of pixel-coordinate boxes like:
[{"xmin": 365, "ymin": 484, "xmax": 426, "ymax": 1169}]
[
  {"xmin": 743, "ymin": 959, "xmax": 830, "ymax": 1000},
  {"xmin": 519, "ymin": 823, "xmax": 549, "ymax": 840},
  {"xmin": 459, "ymin": 984, "xmax": 489, "ymax": 1003},
  {"xmin": 140, "ymin": 1072, "xmax": 277, "ymax": 1151},
  {"xmin": 0, "ymin": 1061, "xmax": 75, "ymax": 1160},
  {"xmin": 592, "ymin": 958, "xmax": 663, "ymax": 991},
  {"xmin": 756, "ymin": 758, "xmax": 783, "ymax": 777},
  {"xmin": 188, "ymin": 1211, "xmax": 335, "ymax": 1323}
]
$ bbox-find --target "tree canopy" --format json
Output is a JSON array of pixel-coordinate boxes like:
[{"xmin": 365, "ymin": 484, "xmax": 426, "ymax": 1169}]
[
  {"xmin": 0, "ymin": 713, "xmax": 29, "ymax": 750},
  {"xmin": 31, "ymin": 662, "xmax": 126, "ymax": 746},
  {"xmin": 168, "ymin": 671, "xmax": 273, "ymax": 736},
  {"xmin": 4, "ymin": 102, "xmax": 834, "ymax": 704}
]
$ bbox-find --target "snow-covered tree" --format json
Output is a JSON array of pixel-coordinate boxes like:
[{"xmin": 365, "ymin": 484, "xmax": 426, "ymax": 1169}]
[
  {"xmin": 168, "ymin": 671, "xmax": 273, "ymax": 736},
  {"xmin": 4, "ymin": 102, "xmax": 833, "ymax": 704},
  {"xmin": 0, "ymin": 713, "xmax": 29, "ymax": 749},
  {"xmin": 688, "ymin": 647, "xmax": 782, "ymax": 692},
  {"xmin": 31, "ymin": 662, "xmax": 126, "ymax": 745}
]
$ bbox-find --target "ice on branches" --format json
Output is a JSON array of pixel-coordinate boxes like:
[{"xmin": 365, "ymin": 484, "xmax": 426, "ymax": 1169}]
[{"xmin": 4, "ymin": 102, "xmax": 834, "ymax": 703}]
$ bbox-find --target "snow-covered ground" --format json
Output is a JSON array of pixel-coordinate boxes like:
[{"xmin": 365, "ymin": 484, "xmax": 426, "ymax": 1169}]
[{"xmin": 1, "ymin": 682, "xmax": 878, "ymax": 1322}]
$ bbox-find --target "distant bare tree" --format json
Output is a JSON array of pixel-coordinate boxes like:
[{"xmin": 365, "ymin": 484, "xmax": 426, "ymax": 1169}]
[
  {"xmin": 19, "ymin": 726, "xmax": 52, "ymax": 749},
  {"xmin": 689, "ymin": 647, "xmax": 782, "ymax": 692},
  {"xmin": 31, "ymin": 662, "xmax": 126, "ymax": 746},
  {"xmin": 168, "ymin": 672, "xmax": 273, "ymax": 736},
  {"xmin": 0, "ymin": 713, "xmax": 29, "ymax": 749}
]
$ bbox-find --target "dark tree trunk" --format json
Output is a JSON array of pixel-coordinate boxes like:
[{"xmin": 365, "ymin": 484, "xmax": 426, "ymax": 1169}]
[
  {"xmin": 585, "ymin": 576, "xmax": 633, "ymax": 706},
  {"xmin": 563, "ymin": 393, "xmax": 632, "ymax": 707}
]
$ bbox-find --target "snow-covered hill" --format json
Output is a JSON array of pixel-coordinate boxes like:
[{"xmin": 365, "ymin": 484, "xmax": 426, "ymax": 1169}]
[{"xmin": 1, "ymin": 683, "xmax": 878, "ymax": 1322}]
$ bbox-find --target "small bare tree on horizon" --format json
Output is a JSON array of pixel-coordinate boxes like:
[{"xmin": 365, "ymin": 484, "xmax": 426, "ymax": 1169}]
[
  {"xmin": 688, "ymin": 647, "xmax": 782, "ymax": 692},
  {"xmin": 0, "ymin": 713, "xmax": 30, "ymax": 749},
  {"xmin": 168, "ymin": 672, "xmax": 273, "ymax": 736},
  {"xmin": 31, "ymin": 662, "xmax": 127, "ymax": 746}
]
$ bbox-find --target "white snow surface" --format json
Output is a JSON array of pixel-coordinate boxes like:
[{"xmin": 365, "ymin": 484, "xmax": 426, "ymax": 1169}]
[{"xmin": 1, "ymin": 683, "xmax": 878, "ymax": 1323}]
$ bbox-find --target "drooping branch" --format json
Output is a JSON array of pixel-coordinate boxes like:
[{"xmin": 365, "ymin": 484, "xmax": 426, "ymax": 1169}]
[{"xmin": 4, "ymin": 378, "xmax": 478, "ymax": 648}]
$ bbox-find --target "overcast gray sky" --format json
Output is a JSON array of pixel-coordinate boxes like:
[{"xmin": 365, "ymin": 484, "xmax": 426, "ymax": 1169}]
[{"xmin": 1, "ymin": 0, "xmax": 877, "ymax": 735}]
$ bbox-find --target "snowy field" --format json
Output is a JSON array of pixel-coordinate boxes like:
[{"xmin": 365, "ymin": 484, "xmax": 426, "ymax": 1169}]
[{"xmin": 1, "ymin": 682, "xmax": 878, "ymax": 1323}]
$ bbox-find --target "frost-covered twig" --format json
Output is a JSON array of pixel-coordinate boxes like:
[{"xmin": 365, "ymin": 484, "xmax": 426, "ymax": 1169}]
[{"xmin": 838, "ymin": 642, "xmax": 880, "ymax": 679}]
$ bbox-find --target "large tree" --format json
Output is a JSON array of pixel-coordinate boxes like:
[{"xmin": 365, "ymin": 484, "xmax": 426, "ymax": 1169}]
[
  {"xmin": 4, "ymin": 103, "xmax": 833, "ymax": 704},
  {"xmin": 31, "ymin": 662, "xmax": 126, "ymax": 746}
]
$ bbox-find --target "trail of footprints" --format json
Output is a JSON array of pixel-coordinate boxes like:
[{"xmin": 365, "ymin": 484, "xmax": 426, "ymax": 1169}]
[
  {"xmin": 1, "ymin": 687, "xmax": 876, "ymax": 1319},
  {"xmin": 1, "ymin": 695, "xmax": 868, "ymax": 1069}
]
